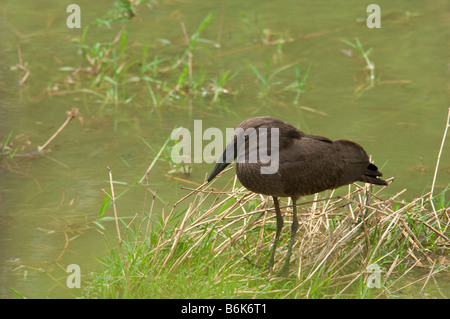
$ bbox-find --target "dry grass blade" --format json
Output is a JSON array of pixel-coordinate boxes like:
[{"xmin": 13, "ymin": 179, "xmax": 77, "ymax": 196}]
[
  {"xmin": 193, "ymin": 179, "xmax": 442, "ymax": 293},
  {"xmin": 95, "ymin": 169, "xmax": 448, "ymax": 298},
  {"xmin": 430, "ymin": 108, "xmax": 450, "ymax": 229},
  {"xmin": 38, "ymin": 108, "xmax": 79, "ymax": 152}
]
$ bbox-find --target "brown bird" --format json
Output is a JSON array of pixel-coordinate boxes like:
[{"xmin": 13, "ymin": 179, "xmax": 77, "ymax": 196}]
[{"xmin": 207, "ymin": 116, "xmax": 388, "ymax": 276}]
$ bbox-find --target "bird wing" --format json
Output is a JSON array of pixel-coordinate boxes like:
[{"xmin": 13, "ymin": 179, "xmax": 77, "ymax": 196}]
[
  {"xmin": 278, "ymin": 135, "xmax": 387, "ymax": 197},
  {"xmin": 278, "ymin": 135, "xmax": 346, "ymax": 197}
]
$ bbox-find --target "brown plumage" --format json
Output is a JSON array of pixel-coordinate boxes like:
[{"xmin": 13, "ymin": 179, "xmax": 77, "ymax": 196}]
[{"xmin": 207, "ymin": 116, "xmax": 387, "ymax": 276}]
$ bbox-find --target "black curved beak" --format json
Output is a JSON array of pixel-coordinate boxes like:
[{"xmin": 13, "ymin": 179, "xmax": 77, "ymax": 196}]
[{"xmin": 207, "ymin": 138, "xmax": 237, "ymax": 182}]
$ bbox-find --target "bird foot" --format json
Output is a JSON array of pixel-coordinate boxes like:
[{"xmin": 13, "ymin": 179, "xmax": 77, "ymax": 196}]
[
  {"xmin": 263, "ymin": 263, "xmax": 289, "ymax": 277},
  {"xmin": 262, "ymin": 262, "xmax": 274, "ymax": 275},
  {"xmin": 276, "ymin": 266, "xmax": 290, "ymax": 277}
]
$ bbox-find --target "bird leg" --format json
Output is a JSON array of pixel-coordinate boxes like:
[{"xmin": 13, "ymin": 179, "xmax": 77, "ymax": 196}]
[
  {"xmin": 278, "ymin": 199, "xmax": 298, "ymax": 277},
  {"xmin": 267, "ymin": 196, "xmax": 283, "ymax": 274}
]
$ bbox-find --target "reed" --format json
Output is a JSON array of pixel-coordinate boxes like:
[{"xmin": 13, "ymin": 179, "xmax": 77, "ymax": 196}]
[{"xmin": 84, "ymin": 167, "xmax": 448, "ymax": 298}]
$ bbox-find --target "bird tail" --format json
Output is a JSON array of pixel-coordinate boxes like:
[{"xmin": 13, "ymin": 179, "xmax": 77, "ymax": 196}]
[{"xmin": 335, "ymin": 140, "xmax": 388, "ymax": 187}]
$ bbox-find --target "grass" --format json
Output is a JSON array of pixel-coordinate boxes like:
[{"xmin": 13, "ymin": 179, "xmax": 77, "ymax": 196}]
[
  {"xmin": 83, "ymin": 114, "xmax": 450, "ymax": 298},
  {"xmin": 248, "ymin": 60, "xmax": 295, "ymax": 98},
  {"xmin": 83, "ymin": 167, "xmax": 449, "ymax": 298},
  {"xmin": 1, "ymin": 131, "xmax": 18, "ymax": 158},
  {"xmin": 51, "ymin": 2, "xmax": 316, "ymax": 117},
  {"xmin": 342, "ymin": 37, "xmax": 376, "ymax": 95},
  {"xmin": 283, "ymin": 63, "xmax": 312, "ymax": 104},
  {"xmin": 14, "ymin": 1, "xmax": 415, "ymax": 117},
  {"xmin": 66, "ymin": 9, "xmax": 234, "ymax": 111}
]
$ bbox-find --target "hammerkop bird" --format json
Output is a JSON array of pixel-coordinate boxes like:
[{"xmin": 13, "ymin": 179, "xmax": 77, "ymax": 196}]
[{"xmin": 207, "ymin": 116, "xmax": 387, "ymax": 276}]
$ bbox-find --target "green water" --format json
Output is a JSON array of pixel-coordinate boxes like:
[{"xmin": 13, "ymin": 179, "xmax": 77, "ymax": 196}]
[{"xmin": 0, "ymin": 0, "xmax": 448, "ymax": 298}]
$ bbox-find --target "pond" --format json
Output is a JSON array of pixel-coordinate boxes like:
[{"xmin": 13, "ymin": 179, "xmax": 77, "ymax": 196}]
[{"xmin": 0, "ymin": 0, "xmax": 448, "ymax": 298}]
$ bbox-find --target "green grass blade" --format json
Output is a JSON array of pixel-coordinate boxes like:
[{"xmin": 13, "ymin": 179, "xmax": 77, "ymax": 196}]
[
  {"xmin": 189, "ymin": 13, "xmax": 215, "ymax": 51},
  {"xmin": 9, "ymin": 287, "xmax": 27, "ymax": 299},
  {"xmin": 249, "ymin": 63, "xmax": 267, "ymax": 85},
  {"xmin": 98, "ymin": 191, "xmax": 112, "ymax": 219}
]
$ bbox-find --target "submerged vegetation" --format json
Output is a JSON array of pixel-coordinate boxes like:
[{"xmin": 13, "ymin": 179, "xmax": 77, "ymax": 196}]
[{"xmin": 51, "ymin": 1, "xmax": 315, "ymax": 113}]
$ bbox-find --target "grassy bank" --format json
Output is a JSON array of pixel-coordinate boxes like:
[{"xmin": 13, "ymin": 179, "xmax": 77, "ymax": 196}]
[{"xmin": 82, "ymin": 167, "xmax": 449, "ymax": 299}]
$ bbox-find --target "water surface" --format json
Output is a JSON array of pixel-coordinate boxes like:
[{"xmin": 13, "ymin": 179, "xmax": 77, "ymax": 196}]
[{"xmin": 0, "ymin": 0, "xmax": 448, "ymax": 298}]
